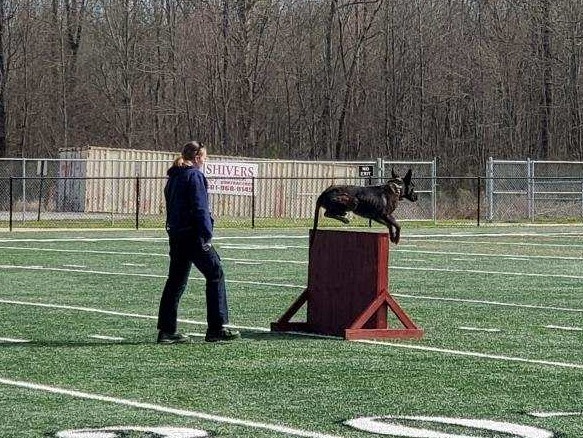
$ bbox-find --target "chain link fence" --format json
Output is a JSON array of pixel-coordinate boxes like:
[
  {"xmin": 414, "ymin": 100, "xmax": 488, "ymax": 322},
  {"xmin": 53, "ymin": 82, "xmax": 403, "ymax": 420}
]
[
  {"xmin": 1, "ymin": 157, "xmax": 581, "ymax": 229},
  {"xmin": 487, "ymin": 158, "xmax": 583, "ymax": 221},
  {"xmin": 1, "ymin": 175, "xmax": 438, "ymax": 230}
]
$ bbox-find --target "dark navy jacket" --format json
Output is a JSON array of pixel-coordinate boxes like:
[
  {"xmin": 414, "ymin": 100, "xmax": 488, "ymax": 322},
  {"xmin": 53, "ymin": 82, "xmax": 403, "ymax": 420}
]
[{"xmin": 164, "ymin": 164, "xmax": 213, "ymax": 240}]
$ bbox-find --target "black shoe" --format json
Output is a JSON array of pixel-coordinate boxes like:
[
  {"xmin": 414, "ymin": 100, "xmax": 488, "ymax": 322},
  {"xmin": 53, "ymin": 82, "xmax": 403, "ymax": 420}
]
[
  {"xmin": 157, "ymin": 331, "xmax": 189, "ymax": 344},
  {"xmin": 205, "ymin": 328, "xmax": 241, "ymax": 342}
]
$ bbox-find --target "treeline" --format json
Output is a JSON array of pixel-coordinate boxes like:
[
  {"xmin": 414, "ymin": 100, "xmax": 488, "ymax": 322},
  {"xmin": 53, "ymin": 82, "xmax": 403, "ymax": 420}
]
[{"xmin": 1, "ymin": 0, "xmax": 582, "ymax": 175}]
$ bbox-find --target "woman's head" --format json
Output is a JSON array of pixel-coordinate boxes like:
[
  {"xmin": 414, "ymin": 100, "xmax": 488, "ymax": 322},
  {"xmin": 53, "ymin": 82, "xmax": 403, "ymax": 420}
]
[{"xmin": 174, "ymin": 141, "xmax": 207, "ymax": 168}]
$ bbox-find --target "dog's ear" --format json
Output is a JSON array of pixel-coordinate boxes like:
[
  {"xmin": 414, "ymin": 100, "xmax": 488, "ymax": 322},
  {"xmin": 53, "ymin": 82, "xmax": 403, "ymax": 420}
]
[
  {"xmin": 404, "ymin": 169, "xmax": 413, "ymax": 184},
  {"xmin": 391, "ymin": 168, "xmax": 398, "ymax": 179}
]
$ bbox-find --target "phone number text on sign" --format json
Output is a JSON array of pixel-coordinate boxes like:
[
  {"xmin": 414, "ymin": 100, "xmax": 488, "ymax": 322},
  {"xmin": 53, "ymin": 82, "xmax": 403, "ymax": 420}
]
[{"xmin": 204, "ymin": 161, "xmax": 258, "ymax": 196}]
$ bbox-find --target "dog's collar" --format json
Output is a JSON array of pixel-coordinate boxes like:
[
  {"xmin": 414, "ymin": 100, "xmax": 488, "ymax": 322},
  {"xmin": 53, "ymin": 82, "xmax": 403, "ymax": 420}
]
[{"xmin": 388, "ymin": 181, "xmax": 404, "ymax": 199}]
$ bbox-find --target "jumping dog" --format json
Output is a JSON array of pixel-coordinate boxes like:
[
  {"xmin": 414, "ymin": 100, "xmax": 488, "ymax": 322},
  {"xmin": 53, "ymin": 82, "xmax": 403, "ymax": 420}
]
[{"xmin": 312, "ymin": 169, "xmax": 418, "ymax": 244}]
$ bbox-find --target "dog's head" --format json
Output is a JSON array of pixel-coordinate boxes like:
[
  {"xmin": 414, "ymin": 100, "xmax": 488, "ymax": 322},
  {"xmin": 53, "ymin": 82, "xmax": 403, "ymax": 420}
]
[{"xmin": 390, "ymin": 169, "xmax": 418, "ymax": 202}]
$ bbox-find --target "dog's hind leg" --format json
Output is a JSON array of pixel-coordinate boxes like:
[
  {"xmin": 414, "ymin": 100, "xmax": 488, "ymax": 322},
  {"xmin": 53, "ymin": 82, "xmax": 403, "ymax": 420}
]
[{"xmin": 324, "ymin": 210, "xmax": 350, "ymax": 224}]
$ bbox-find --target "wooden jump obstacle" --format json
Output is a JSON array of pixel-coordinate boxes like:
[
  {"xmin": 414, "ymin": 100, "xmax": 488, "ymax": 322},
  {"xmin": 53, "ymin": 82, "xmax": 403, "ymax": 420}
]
[{"xmin": 271, "ymin": 229, "xmax": 423, "ymax": 340}]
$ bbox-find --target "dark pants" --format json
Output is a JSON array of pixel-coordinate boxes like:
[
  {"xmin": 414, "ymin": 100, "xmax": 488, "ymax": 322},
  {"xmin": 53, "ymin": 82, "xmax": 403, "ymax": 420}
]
[{"xmin": 157, "ymin": 232, "xmax": 229, "ymax": 334}]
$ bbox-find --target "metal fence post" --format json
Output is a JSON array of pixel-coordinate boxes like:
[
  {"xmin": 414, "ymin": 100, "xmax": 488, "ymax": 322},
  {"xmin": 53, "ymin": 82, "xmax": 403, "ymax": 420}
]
[
  {"xmin": 487, "ymin": 157, "xmax": 494, "ymax": 221},
  {"xmin": 251, "ymin": 177, "xmax": 255, "ymax": 228},
  {"xmin": 135, "ymin": 176, "xmax": 140, "ymax": 230},
  {"xmin": 527, "ymin": 158, "xmax": 534, "ymax": 221},
  {"xmin": 21, "ymin": 159, "xmax": 26, "ymax": 222},
  {"xmin": 37, "ymin": 161, "xmax": 46, "ymax": 221},
  {"xmin": 431, "ymin": 158, "xmax": 437, "ymax": 224},
  {"xmin": 477, "ymin": 176, "xmax": 481, "ymax": 227},
  {"xmin": 375, "ymin": 157, "xmax": 383, "ymax": 184},
  {"xmin": 9, "ymin": 177, "xmax": 13, "ymax": 231}
]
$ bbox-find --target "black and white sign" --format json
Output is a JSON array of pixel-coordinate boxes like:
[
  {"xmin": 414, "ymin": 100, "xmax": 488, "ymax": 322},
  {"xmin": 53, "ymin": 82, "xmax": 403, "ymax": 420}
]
[{"xmin": 358, "ymin": 165, "xmax": 374, "ymax": 178}]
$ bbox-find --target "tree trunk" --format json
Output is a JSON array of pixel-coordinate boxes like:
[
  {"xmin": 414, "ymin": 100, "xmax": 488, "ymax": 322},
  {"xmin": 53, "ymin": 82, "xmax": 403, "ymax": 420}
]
[
  {"xmin": 0, "ymin": 0, "xmax": 7, "ymax": 157},
  {"xmin": 537, "ymin": 0, "xmax": 552, "ymax": 159}
]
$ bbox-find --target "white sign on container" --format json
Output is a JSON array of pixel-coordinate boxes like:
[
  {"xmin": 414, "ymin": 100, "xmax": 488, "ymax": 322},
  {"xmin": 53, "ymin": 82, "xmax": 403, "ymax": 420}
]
[{"xmin": 204, "ymin": 161, "xmax": 258, "ymax": 196}]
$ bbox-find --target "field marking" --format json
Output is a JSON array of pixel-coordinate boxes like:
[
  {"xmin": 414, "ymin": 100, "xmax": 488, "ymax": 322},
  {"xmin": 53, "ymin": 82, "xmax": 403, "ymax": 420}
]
[
  {"xmin": 528, "ymin": 411, "xmax": 583, "ymax": 418},
  {"xmin": 0, "ymin": 264, "xmax": 582, "ymax": 314},
  {"xmin": 89, "ymin": 335, "xmax": 125, "ymax": 341},
  {"xmin": 544, "ymin": 325, "xmax": 582, "ymax": 332},
  {"xmin": 0, "ymin": 235, "xmax": 308, "ymax": 243},
  {"xmin": 219, "ymin": 244, "xmax": 307, "ymax": 250},
  {"xmin": 0, "ymin": 298, "xmax": 264, "ymax": 333},
  {"xmin": 396, "ymin": 249, "xmax": 583, "ymax": 261},
  {"xmin": 458, "ymin": 327, "xmax": 501, "ymax": 333},
  {"xmin": 0, "ymin": 337, "xmax": 30, "ymax": 343},
  {"xmin": 410, "ymin": 238, "xmax": 583, "ymax": 249},
  {"xmin": 0, "ymin": 378, "xmax": 344, "ymax": 438},
  {"xmin": 2, "ymin": 260, "xmax": 583, "ymax": 284},
  {"xmin": 0, "ymin": 298, "xmax": 582, "ymax": 370},
  {"xmin": 0, "ymin": 246, "xmax": 308, "ymax": 265},
  {"xmin": 395, "ymin": 265, "xmax": 583, "ymax": 280},
  {"xmin": 394, "ymin": 293, "xmax": 583, "ymax": 313},
  {"xmin": 3, "ymin": 244, "xmax": 583, "ymax": 265},
  {"xmin": 0, "ymin": 264, "xmax": 305, "ymax": 289},
  {"xmin": 355, "ymin": 340, "xmax": 583, "ymax": 369}
]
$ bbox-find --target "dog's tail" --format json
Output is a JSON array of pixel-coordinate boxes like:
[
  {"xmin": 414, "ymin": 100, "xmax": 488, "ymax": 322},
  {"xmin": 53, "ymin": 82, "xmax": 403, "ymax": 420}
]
[{"xmin": 310, "ymin": 192, "xmax": 324, "ymax": 248}]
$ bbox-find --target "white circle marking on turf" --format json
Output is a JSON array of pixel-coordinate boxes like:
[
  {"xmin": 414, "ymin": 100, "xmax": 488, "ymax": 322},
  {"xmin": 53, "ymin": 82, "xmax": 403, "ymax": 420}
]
[
  {"xmin": 56, "ymin": 426, "xmax": 208, "ymax": 437},
  {"xmin": 345, "ymin": 415, "xmax": 554, "ymax": 438},
  {"xmin": 0, "ymin": 378, "xmax": 343, "ymax": 438}
]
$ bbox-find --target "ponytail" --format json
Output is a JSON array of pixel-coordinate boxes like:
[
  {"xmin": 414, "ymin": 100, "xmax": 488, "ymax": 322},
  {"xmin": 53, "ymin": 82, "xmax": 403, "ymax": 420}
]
[{"xmin": 173, "ymin": 141, "xmax": 205, "ymax": 167}]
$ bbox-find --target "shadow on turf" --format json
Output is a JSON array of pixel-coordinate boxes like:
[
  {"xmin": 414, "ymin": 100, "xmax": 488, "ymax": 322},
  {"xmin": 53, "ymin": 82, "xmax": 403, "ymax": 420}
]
[
  {"xmin": 0, "ymin": 331, "xmax": 334, "ymax": 348},
  {"xmin": 0, "ymin": 340, "xmax": 153, "ymax": 348},
  {"xmin": 239, "ymin": 330, "xmax": 338, "ymax": 342}
]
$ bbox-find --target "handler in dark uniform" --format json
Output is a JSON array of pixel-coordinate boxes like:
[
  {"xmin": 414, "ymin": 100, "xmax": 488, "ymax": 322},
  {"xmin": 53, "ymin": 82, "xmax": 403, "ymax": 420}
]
[{"xmin": 157, "ymin": 141, "xmax": 240, "ymax": 343}]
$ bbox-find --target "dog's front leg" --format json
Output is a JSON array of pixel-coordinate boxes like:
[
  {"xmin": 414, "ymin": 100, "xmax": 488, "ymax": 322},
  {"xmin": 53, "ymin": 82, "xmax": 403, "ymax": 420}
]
[{"xmin": 384, "ymin": 214, "xmax": 401, "ymax": 244}]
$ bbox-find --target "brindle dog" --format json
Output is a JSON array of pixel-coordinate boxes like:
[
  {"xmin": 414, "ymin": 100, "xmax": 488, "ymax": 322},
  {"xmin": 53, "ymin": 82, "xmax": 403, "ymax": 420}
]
[{"xmin": 312, "ymin": 169, "xmax": 417, "ymax": 244}]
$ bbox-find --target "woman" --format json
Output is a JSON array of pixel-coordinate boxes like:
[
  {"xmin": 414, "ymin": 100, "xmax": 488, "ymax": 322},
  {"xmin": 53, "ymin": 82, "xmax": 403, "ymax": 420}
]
[{"xmin": 157, "ymin": 141, "xmax": 240, "ymax": 343}]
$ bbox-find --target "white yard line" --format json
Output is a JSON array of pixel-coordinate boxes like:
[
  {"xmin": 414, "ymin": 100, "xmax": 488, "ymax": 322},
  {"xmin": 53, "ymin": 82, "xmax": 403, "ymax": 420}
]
[
  {"xmin": 0, "ymin": 264, "xmax": 581, "ymax": 313},
  {"xmin": 0, "ymin": 378, "xmax": 344, "ymax": 438},
  {"xmin": 2, "ymin": 244, "xmax": 582, "ymax": 265},
  {"xmin": 0, "ymin": 235, "xmax": 308, "ymax": 243},
  {"xmin": 528, "ymin": 411, "xmax": 583, "ymax": 418},
  {"xmin": 395, "ymin": 249, "xmax": 583, "ymax": 261},
  {"xmin": 393, "ymin": 294, "xmax": 583, "ymax": 313},
  {"xmin": 544, "ymin": 325, "xmax": 583, "ymax": 332},
  {"xmin": 458, "ymin": 327, "xmax": 501, "ymax": 333},
  {"xmin": 89, "ymin": 335, "xmax": 125, "ymax": 341},
  {"xmin": 394, "ymin": 265, "xmax": 583, "ymax": 280},
  {"xmin": 409, "ymin": 238, "xmax": 583, "ymax": 249},
  {"xmin": 0, "ymin": 246, "xmax": 309, "ymax": 265},
  {"xmin": 0, "ymin": 337, "xmax": 30, "ymax": 343},
  {"xmin": 0, "ymin": 264, "xmax": 305, "ymax": 289},
  {"xmin": 0, "ymin": 298, "xmax": 581, "ymax": 370},
  {"xmin": 1, "ymin": 261, "xmax": 582, "ymax": 283},
  {"xmin": 355, "ymin": 340, "xmax": 583, "ymax": 369}
]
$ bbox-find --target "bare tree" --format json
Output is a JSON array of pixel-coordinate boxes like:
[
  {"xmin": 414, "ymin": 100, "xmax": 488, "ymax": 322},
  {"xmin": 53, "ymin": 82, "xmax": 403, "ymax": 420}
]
[{"xmin": 0, "ymin": 0, "xmax": 9, "ymax": 157}]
